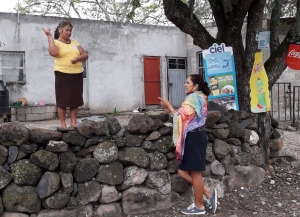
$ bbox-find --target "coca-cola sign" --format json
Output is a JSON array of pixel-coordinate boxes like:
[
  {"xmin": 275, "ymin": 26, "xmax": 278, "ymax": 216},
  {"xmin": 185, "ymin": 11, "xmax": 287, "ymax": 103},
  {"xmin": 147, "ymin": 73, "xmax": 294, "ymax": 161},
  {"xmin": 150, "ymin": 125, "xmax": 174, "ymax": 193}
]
[{"xmin": 285, "ymin": 43, "xmax": 300, "ymax": 70}]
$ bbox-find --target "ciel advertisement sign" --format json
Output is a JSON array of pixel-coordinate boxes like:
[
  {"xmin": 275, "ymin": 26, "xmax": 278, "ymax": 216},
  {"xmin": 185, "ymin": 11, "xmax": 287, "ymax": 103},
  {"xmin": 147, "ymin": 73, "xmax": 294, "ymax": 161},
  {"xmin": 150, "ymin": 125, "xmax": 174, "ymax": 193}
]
[{"xmin": 202, "ymin": 43, "xmax": 239, "ymax": 110}]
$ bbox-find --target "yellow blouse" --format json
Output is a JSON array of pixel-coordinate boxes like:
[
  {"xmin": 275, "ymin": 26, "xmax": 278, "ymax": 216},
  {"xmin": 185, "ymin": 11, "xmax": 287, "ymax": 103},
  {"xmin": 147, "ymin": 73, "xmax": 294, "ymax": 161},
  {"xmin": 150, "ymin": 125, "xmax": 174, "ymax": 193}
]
[{"xmin": 54, "ymin": 39, "xmax": 84, "ymax": 74}]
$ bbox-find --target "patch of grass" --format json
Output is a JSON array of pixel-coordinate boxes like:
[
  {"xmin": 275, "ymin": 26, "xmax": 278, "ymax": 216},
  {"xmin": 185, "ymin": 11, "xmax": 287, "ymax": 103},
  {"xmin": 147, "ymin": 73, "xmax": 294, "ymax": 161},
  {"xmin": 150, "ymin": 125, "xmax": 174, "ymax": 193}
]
[{"xmin": 105, "ymin": 107, "xmax": 119, "ymax": 117}]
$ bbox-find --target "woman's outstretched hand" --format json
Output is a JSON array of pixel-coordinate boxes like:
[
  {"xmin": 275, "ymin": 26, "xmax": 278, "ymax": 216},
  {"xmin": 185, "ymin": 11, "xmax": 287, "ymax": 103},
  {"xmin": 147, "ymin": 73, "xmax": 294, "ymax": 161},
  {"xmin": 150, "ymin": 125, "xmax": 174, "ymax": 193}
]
[
  {"xmin": 42, "ymin": 28, "xmax": 52, "ymax": 37},
  {"xmin": 158, "ymin": 97, "xmax": 172, "ymax": 110}
]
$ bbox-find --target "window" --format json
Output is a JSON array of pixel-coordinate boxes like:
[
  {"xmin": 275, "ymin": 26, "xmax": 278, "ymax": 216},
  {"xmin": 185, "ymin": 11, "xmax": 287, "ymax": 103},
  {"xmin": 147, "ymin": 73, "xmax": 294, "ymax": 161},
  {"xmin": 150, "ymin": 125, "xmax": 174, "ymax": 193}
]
[
  {"xmin": 0, "ymin": 52, "xmax": 25, "ymax": 83},
  {"xmin": 197, "ymin": 51, "xmax": 205, "ymax": 80},
  {"xmin": 168, "ymin": 58, "xmax": 186, "ymax": 69}
]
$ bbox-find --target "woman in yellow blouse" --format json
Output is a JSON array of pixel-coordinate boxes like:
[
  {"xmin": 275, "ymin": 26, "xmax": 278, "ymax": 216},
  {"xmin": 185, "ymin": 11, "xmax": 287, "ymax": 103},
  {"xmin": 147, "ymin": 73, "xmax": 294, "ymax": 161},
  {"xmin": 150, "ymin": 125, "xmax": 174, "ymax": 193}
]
[{"xmin": 43, "ymin": 21, "xmax": 88, "ymax": 128}]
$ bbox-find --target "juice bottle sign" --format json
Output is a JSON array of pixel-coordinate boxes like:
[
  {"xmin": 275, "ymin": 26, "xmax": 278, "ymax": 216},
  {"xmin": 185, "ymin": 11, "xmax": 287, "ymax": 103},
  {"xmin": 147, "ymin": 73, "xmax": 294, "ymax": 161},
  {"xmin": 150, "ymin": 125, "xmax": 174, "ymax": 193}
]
[{"xmin": 250, "ymin": 52, "xmax": 271, "ymax": 113}]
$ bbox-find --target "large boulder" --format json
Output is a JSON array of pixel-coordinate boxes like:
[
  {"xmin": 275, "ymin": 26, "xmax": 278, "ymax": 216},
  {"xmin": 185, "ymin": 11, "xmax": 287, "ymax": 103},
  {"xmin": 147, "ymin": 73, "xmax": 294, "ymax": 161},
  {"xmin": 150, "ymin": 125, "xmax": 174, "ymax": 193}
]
[
  {"xmin": 145, "ymin": 170, "xmax": 171, "ymax": 195},
  {"xmin": 46, "ymin": 141, "xmax": 68, "ymax": 153},
  {"xmin": 84, "ymin": 136, "xmax": 107, "ymax": 148},
  {"xmin": 11, "ymin": 159, "xmax": 43, "ymax": 185},
  {"xmin": 30, "ymin": 150, "xmax": 59, "ymax": 171},
  {"xmin": 93, "ymin": 141, "xmax": 118, "ymax": 163},
  {"xmin": 122, "ymin": 166, "xmax": 148, "ymax": 186},
  {"xmin": 212, "ymin": 128, "xmax": 229, "ymax": 139},
  {"xmin": 118, "ymin": 147, "xmax": 149, "ymax": 168},
  {"xmin": 0, "ymin": 145, "xmax": 8, "ymax": 165},
  {"xmin": 154, "ymin": 136, "xmax": 174, "ymax": 153},
  {"xmin": 36, "ymin": 172, "xmax": 61, "ymax": 199},
  {"xmin": 205, "ymin": 111, "xmax": 221, "ymax": 128},
  {"xmin": 269, "ymin": 138, "xmax": 283, "ymax": 152},
  {"xmin": 228, "ymin": 120, "xmax": 245, "ymax": 138},
  {"xmin": 77, "ymin": 181, "xmax": 101, "ymax": 205},
  {"xmin": 76, "ymin": 120, "xmax": 110, "ymax": 138},
  {"xmin": 43, "ymin": 192, "xmax": 70, "ymax": 209},
  {"xmin": 94, "ymin": 203, "xmax": 122, "ymax": 217},
  {"xmin": 73, "ymin": 158, "xmax": 100, "ymax": 182},
  {"xmin": 77, "ymin": 205, "xmax": 94, "ymax": 217},
  {"xmin": 140, "ymin": 141, "xmax": 157, "ymax": 153},
  {"xmin": 148, "ymin": 152, "xmax": 168, "ymax": 171},
  {"xmin": 2, "ymin": 183, "xmax": 41, "ymax": 213},
  {"xmin": 243, "ymin": 129, "xmax": 259, "ymax": 145},
  {"xmin": 99, "ymin": 185, "xmax": 121, "ymax": 203},
  {"xmin": 158, "ymin": 127, "xmax": 172, "ymax": 136},
  {"xmin": 170, "ymin": 174, "xmax": 189, "ymax": 193},
  {"xmin": 60, "ymin": 173, "xmax": 73, "ymax": 194},
  {"xmin": 0, "ymin": 170, "xmax": 12, "ymax": 190},
  {"xmin": 0, "ymin": 122, "xmax": 29, "ymax": 146},
  {"xmin": 29, "ymin": 128, "xmax": 62, "ymax": 144},
  {"xmin": 7, "ymin": 146, "xmax": 18, "ymax": 164},
  {"xmin": 167, "ymin": 159, "xmax": 179, "ymax": 174},
  {"xmin": 125, "ymin": 134, "xmax": 144, "ymax": 147},
  {"xmin": 59, "ymin": 151, "xmax": 77, "ymax": 173},
  {"xmin": 62, "ymin": 131, "xmax": 86, "ymax": 146},
  {"xmin": 127, "ymin": 115, "xmax": 156, "ymax": 134},
  {"xmin": 96, "ymin": 162, "xmax": 123, "ymax": 185},
  {"xmin": 213, "ymin": 139, "xmax": 231, "ymax": 160},
  {"xmin": 206, "ymin": 143, "xmax": 216, "ymax": 163},
  {"xmin": 210, "ymin": 160, "xmax": 226, "ymax": 180},
  {"xmin": 35, "ymin": 209, "xmax": 76, "ymax": 217},
  {"xmin": 104, "ymin": 117, "xmax": 121, "ymax": 135},
  {"xmin": 122, "ymin": 186, "xmax": 180, "ymax": 215},
  {"xmin": 223, "ymin": 165, "xmax": 265, "ymax": 192}
]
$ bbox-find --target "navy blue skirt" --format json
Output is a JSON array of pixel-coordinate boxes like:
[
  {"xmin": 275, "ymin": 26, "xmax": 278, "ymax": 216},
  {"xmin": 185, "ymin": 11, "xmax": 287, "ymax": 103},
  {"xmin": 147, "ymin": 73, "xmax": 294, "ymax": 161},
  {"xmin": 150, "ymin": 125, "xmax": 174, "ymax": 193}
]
[{"xmin": 178, "ymin": 128, "xmax": 207, "ymax": 171}]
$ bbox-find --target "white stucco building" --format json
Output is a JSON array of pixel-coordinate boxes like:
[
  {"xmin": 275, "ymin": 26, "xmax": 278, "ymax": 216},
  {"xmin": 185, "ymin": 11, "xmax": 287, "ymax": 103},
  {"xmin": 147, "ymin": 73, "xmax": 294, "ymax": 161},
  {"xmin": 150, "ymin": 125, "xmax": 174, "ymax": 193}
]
[
  {"xmin": 0, "ymin": 12, "xmax": 299, "ymax": 122},
  {"xmin": 0, "ymin": 13, "xmax": 189, "ymax": 115}
]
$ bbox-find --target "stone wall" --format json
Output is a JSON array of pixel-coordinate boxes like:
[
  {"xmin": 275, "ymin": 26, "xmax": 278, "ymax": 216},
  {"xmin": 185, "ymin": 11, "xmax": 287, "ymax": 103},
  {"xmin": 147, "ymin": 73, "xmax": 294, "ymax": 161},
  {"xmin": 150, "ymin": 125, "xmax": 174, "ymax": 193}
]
[{"xmin": 0, "ymin": 102, "xmax": 283, "ymax": 216}]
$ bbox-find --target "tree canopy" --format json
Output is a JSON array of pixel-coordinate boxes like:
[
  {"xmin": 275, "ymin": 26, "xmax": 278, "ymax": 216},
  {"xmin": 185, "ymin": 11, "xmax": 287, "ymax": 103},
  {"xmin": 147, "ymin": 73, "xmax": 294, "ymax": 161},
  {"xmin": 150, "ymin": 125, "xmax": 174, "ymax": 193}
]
[
  {"xmin": 163, "ymin": 0, "xmax": 300, "ymax": 112},
  {"xmin": 16, "ymin": 0, "xmax": 170, "ymax": 25}
]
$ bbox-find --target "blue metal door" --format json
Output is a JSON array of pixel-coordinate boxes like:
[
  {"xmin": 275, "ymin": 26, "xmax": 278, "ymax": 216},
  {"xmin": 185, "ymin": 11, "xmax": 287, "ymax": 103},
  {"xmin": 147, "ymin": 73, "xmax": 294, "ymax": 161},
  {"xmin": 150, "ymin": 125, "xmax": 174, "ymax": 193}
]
[{"xmin": 168, "ymin": 58, "xmax": 186, "ymax": 108}]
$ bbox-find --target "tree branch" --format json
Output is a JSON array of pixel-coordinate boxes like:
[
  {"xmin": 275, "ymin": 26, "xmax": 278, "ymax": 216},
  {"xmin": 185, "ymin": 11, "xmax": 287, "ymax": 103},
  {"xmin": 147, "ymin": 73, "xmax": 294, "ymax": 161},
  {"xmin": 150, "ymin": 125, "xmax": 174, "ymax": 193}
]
[
  {"xmin": 188, "ymin": 0, "xmax": 195, "ymax": 19},
  {"xmin": 266, "ymin": 0, "xmax": 300, "ymax": 87},
  {"xmin": 270, "ymin": 0, "xmax": 282, "ymax": 55},
  {"xmin": 163, "ymin": 0, "xmax": 218, "ymax": 49},
  {"xmin": 69, "ymin": 0, "xmax": 82, "ymax": 19}
]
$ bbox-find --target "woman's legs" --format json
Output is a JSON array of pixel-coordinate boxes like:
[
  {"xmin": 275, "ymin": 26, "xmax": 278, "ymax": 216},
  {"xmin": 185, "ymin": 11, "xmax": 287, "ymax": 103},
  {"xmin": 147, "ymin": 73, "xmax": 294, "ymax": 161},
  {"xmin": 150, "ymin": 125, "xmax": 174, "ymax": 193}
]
[
  {"xmin": 190, "ymin": 171, "xmax": 204, "ymax": 208},
  {"xmin": 57, "ymin": 107, "xmax": 67, "ymax": 128},
  {"xmin": 178, "ymin": 169, "xmax": 211, "ymax": 199},
  {"xmin": 70, "ymin": 107, "xmax": 78, "ymax": 127}
]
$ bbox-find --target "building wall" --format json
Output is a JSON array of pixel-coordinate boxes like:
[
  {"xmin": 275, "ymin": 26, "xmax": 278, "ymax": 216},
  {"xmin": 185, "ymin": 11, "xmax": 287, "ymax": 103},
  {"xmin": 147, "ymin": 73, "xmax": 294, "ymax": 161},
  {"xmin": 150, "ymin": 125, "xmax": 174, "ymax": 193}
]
[{"xmin": 0, "ymin": 13, "xmax": 187, "ymax": 113}]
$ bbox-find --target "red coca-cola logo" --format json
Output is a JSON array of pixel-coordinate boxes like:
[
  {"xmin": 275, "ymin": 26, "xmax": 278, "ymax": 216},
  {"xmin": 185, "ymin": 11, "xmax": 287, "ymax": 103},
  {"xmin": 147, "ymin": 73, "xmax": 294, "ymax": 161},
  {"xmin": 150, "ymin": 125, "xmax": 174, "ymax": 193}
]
[
  {"xmin": 285, "ymin": 43, "xmax": 300, "ymax": 70},
  {"xmin": 287, "ymin": 49, "xmax": 300, "ymax": 58}
]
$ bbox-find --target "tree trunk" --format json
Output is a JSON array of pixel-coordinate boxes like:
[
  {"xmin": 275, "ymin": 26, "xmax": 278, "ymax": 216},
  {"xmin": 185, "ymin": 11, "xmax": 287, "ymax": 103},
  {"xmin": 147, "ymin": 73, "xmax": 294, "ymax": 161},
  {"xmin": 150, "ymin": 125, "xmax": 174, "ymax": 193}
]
[{"xmin": 256, "ymin": 112, "xmax": 271, "ymax": 169}]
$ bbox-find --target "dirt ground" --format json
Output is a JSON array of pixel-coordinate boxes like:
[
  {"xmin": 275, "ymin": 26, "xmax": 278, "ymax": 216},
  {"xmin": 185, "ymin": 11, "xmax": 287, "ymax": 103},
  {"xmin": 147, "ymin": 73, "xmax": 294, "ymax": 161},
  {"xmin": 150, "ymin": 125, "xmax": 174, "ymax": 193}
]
[{"xmin": 22, "ymin": 115, "xmax": 300, "ymax": 217}]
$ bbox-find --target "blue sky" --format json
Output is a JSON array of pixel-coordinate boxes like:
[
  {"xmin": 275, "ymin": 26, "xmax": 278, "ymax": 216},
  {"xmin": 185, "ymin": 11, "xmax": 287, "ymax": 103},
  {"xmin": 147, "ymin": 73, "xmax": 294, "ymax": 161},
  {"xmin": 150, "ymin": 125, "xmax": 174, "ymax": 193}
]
[{"xmin": 0, "ymin": 0, "xmax": 19, "ymax": 13}]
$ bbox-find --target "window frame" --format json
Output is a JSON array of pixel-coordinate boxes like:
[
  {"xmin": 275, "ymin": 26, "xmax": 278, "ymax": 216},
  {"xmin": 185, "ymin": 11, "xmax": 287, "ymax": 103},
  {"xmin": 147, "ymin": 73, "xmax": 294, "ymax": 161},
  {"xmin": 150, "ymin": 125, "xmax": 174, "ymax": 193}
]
[
  {"xmin": 0, "ymin": 51, "xmax": 26, "ymax": 85},
  {"xmin": 196, "ymin": 51, "xmax": 206, "ymax": 80}
]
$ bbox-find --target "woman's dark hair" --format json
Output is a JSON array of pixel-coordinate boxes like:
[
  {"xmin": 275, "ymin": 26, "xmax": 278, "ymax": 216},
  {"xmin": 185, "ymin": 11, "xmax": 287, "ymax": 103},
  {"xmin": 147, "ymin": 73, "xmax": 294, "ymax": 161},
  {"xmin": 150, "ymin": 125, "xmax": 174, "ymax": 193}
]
[
  {"xmin": 54, "ymin": 20, "xmax": 73, "ymax": 39},
  {"xmin": 189, "ymin": 74, "xmax": 211, "ymax": 96}
]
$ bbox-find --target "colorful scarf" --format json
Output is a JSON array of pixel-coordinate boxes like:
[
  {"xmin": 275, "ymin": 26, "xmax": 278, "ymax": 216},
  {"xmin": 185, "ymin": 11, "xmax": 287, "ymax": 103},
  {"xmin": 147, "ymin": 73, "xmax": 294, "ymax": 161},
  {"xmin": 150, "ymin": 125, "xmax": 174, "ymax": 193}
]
[{"xmin": 172, "ymin": 91, "xmax": 208, "ymax": 163}]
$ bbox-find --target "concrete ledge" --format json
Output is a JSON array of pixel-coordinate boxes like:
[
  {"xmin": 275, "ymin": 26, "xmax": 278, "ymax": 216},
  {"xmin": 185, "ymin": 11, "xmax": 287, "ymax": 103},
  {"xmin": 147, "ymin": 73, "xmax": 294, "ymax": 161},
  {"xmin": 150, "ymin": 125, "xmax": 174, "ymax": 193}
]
[
  {"xmin": 32, "ymin": 106, "xmax": 46, "ymax": 114},
  {"xmin": 46, "ymin": 105, "xmax": 57, "ymax": 113},
  {"xmin": 26, "ymin": 113, "xmax": 42, "ymax": 121},
  {"xmin": 10, "ymin": 105, "xmax": 58, "ymax": 122}
]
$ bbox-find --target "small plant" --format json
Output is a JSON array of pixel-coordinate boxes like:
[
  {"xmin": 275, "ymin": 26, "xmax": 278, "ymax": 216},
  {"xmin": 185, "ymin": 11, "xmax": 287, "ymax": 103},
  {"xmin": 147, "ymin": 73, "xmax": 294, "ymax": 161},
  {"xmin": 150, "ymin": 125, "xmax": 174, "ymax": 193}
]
[{"xmin": 105, "ymin": 107, "xmax": 119, "ymax": 117}]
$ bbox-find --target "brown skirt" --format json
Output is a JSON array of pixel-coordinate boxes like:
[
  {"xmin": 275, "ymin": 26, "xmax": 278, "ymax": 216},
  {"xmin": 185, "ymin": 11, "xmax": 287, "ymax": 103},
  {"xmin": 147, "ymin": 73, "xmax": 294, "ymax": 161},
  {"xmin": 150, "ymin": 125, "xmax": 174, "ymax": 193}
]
[{"xmin": 55, "ymin": 71, "xmax": 84, "ymax": 108}]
